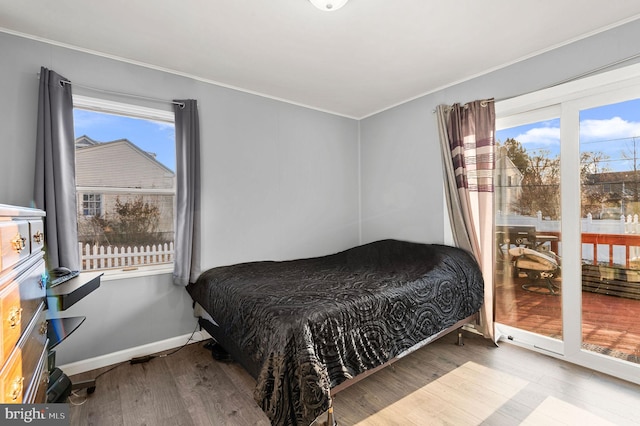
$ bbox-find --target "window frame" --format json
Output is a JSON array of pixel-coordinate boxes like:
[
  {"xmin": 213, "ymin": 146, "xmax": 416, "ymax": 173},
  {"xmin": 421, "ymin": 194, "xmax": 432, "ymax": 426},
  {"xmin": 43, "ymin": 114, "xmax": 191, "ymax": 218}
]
[{"xmin": 73, "ymin": 95, "xmax": 175, "ymax": 280}]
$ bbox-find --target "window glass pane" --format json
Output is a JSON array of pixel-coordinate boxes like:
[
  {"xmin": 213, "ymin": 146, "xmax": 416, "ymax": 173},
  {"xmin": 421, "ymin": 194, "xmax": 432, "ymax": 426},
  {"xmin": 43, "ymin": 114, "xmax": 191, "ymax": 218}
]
[
  {"xmin": 81, "ymin": 193, "xmax": 102, "ymax": 216},
  {"xmin": 495, "ymin": 118, "xmax": 563, "ymax": 340},
  {"xmin": 74, "ymin": 108, "xmax": 176, "ymax": 272},
  {"xmin": 580, "ymin": 98, "xmax": 640, "ymax": 365}
]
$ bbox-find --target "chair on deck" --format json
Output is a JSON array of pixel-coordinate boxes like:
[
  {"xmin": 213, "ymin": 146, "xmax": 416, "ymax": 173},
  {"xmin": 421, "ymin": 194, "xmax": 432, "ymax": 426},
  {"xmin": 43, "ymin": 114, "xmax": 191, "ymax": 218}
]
[{"xmin": 496, "ymin": 225, "xmax": 561, "ymax": 295}]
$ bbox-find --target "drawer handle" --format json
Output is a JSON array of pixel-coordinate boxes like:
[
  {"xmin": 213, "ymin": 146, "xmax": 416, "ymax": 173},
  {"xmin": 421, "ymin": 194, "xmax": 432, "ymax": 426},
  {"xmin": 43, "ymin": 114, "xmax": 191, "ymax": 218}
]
[
  {"xmin": 9, "ymin": 377, "xmax": 23, "ymax": 402},
  {"xmin": 11, "ymin": 233, "xmax": 26, "ymax": 253},
  {"xmin": 7, "ymin": 307, "xmax": 22, "ymax": 329},
  {"xmin": 33, "ymin": 230, "xmax": 44, "ymax": 244}
]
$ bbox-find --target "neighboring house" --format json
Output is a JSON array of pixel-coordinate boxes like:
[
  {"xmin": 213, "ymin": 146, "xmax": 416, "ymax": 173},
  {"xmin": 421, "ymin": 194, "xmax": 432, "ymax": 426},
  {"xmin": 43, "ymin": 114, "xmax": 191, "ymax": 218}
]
[
  {"xmin": 585, "ymin": 170, "xmax": 640, "ymax": 218},
  {"xmin": 495, "ymin": 146, "xmax": 524, "ymax": 215},
  {"xmin": 75, "ymin": 135, "xmax": 175, "ymax": 244}
]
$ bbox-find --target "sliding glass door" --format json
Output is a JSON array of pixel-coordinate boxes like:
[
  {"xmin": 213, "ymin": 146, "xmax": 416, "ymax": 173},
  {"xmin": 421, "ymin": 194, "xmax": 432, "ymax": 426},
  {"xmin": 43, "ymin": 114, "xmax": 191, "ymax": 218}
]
[{"xmin": 493, "ymin": 65, "xmax": 640, "ymax": 382}]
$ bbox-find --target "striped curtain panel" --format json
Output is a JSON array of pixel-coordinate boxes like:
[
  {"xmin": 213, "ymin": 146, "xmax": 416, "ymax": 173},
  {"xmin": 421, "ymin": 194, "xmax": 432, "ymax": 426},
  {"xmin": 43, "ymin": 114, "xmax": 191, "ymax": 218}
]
[{"xmin": 437, "ymin": 100, "xmax": 496, "ymax": 341}]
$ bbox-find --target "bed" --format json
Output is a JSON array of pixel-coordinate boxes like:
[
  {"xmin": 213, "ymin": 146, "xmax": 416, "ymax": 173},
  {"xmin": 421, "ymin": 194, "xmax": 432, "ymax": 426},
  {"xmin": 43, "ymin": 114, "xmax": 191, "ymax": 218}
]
[{"xmin": 186, "ymin": 239, "xmax": 484, "ymax": 426}]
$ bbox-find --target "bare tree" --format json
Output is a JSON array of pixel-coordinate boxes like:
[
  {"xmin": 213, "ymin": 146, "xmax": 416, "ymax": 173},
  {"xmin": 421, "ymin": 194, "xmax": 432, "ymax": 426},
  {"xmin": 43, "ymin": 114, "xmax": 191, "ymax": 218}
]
[
  {"xmin": 515, "ymin": 150, "xmax": 560, "ymax": 219},
  {"xmin": 502, "ymin": 137, "xmax": 610, "ymax": 220},
  {"xmin": 621, "ymin": 136, "xmax": 640, "ymax": 204},
  {"xmin": 580, "ymin": 151, "xmax": 611, "ymax": 217},
  {"xmin": 78, "ymin": 196, "xmax": 163, "ymax": 247}
]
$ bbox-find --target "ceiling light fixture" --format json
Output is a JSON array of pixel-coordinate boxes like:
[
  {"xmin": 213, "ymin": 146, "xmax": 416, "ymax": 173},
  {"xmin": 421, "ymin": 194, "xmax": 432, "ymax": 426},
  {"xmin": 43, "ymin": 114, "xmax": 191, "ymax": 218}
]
[{"xmin": 309, "ymin": 0, "xmax": 349, "ymax": 12}]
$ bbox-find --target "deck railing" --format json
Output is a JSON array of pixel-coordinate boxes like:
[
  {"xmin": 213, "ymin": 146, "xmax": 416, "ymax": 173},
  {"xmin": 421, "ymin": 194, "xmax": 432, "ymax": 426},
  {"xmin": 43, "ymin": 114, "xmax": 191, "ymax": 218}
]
[
  {"xmin": 581, "ymin": 233, "xmax": 640, "ymax": 269},
  {"xmin": 498, "ymin": 211, "xmax": 640, "ymax": 267},
  {"xmin": 503, "ymin": 230, "xmax": 640, "ymax": 268},
  {"xmin": 79, "ymin": 242, "xmax": 174, "ymax": 271}
]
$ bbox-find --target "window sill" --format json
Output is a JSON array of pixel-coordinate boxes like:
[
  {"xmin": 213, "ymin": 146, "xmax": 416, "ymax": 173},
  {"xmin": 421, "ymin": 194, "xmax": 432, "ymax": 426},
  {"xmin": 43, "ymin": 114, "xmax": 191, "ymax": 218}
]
[{"xmin": 86, "ymin": 265, "xmax": 174, "ymax": 282}]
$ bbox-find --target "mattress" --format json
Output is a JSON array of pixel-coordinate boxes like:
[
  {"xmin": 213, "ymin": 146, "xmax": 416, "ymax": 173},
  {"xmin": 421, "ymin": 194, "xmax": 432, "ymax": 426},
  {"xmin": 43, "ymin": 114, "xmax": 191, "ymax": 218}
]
[{"xmin": 187, "ymin": 239, "xmax": 484, "ymax": 425}]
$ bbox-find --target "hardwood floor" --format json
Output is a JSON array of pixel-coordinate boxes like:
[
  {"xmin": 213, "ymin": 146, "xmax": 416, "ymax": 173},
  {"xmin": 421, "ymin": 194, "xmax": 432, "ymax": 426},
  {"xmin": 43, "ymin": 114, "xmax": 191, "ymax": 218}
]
[
  {"xmin": 495, "ymin": 269, "xmax": 640, "ymax": 363},
  {"xmin": 68, "ymin": 330, "xmax": 640, "ymax": 425},
  {"xmin": 69, "ymin": 342, "xmax": 270, "ymax": 426}
]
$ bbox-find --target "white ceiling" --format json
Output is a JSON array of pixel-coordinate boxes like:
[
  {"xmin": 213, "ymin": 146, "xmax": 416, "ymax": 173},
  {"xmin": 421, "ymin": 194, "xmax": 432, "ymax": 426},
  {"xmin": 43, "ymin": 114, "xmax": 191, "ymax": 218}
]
[{"xmin": 2, "ymin": 0, "xmax": 640, "ymax": 118}]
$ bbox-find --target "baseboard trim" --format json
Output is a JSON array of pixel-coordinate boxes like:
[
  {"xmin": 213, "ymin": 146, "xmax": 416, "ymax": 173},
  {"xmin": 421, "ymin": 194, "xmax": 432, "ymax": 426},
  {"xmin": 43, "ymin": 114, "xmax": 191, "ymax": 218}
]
[{"xmin": 57, "ymin": 329, "xmax": 212, "ymax": 376}]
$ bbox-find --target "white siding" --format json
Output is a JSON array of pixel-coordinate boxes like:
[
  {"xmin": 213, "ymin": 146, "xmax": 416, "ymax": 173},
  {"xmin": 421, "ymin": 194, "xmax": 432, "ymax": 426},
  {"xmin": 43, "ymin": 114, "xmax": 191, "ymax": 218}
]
[{"xmin": 76, "ymin": 141, "xmax": 174, "ymax": 189}]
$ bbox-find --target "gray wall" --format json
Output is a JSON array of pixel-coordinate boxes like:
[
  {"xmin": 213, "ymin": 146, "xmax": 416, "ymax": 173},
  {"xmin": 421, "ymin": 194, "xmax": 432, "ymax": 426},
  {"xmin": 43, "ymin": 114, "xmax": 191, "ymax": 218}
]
[
  {"xmin": 3, "ymin": 18, "xmax": 640, "ymax": 365},
  {"xmin": 0, "ymin": 32, "xmax": 360, "ymax": 365},
  {"xmin": 359, "ymin": 19, "xmax": 640, "ymax": 246}
]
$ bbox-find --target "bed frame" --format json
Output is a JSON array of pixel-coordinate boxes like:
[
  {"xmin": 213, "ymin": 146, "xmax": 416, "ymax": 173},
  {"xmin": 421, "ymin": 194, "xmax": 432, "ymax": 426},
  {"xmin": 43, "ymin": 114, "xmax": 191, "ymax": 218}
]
[{"xmin": 198, "ymin": 311, "xmax": 479, "ymax": 426}]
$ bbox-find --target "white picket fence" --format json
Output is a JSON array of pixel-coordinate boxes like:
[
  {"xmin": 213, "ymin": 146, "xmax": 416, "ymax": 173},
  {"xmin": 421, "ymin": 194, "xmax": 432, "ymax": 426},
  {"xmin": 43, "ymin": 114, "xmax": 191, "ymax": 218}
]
[{"xmin": 79, "ymin": 242, "xmax": 174, "ymax": 271}]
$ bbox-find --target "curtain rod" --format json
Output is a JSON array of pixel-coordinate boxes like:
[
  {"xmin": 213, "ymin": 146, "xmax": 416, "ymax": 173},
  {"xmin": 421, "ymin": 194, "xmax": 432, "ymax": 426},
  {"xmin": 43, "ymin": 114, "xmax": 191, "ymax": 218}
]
[
  {"xmin": 433, "ymin": 98, "xmax": 494, "ymax": 114},
  {"xmin": 545, "ymin": 51, "xmax": 640, "ymax": 89},
  {"xmin": 432, "ymin": 52, "xmax": 640, "ymax": 113},
  {"xmin": 37, "ymin": 73, "xmax": 184, "ymax": 108},
  {"xmin": 59, "ymin": 79, "xmax": 185, "ymax": 108}
]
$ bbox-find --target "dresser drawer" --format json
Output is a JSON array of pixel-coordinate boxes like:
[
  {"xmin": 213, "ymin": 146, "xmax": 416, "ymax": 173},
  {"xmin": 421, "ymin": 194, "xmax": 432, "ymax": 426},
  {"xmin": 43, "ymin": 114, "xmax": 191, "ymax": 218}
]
[
  {"xmin": 25, "ymin": 346, "xmax": 48, "ymax": 404},
  {"xmin": 0, "ymin": 345, "xmax": 23, "ymax": 403},
  {"xmin": 0, "ymin": 221, "xmax": 30, "ymax": 272},
  {"xmin": 18, "ymin": 259, "xmax": 46, "ymax": 334},
  {"xmin": 20, "ymin": 305, "xmax": 48, "ymax": 404},
  {"xmin": 0, "ymin": 280, "xmax": 22, "ymax": 366},
  {"xmin": 0, "ymin": 304, "xmax": 47, "ymax": 404},
  {"xmin": 0, "ymin": 258, "xmax": 46, "ymax": 366}
]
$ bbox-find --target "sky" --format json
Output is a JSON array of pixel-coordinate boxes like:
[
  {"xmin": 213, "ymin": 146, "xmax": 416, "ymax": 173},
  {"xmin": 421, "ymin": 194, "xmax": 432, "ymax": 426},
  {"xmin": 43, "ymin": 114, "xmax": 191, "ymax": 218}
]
[
  {"xmin": 496, "ymin": 97, "xmax": 640, "ymax": 172},
  {"xmin": 73, "ymin": 109, "xmax": 176, "ymax": 172}
]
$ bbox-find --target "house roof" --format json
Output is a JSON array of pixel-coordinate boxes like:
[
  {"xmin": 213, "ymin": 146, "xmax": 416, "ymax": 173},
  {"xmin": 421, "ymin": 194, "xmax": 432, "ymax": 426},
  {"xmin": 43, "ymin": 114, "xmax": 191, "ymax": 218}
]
[
  {"xmin": 75, "ymin": 137, "xmax": 175, "ymax": 189},
  {"xmin": 587, "ymin": 171, "xmax": 640, "ymax": 184},
  {"xmin": 75, "ymin": 135, "xmax": 101, "ymax": 148},
  {"xmin": 1, "ymin": 1, "xmax": 640, "ymax": 118},
  {"xmin": 76, "ymin": 135, "xmax": 173, "ymax": 174}
]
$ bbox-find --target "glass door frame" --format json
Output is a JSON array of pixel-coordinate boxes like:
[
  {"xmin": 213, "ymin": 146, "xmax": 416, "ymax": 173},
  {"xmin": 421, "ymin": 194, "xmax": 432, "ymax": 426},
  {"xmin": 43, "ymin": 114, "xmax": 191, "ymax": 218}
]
[{"xmin": 494, "ymin": 63, "xmax": 640, "ymax": 386}]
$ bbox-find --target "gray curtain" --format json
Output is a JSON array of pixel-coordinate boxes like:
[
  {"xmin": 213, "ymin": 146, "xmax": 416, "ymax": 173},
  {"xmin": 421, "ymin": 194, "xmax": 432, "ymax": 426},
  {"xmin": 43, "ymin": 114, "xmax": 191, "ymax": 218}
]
[
  {"xmin": 173, "ymin": 99, "xmax": 201, "ymax": 286},
  {"xmin": 34, "ymin": 67, "xmax": 80, "ymax": 270},
  {"xmin": 437, "ymin": 100, "xmax": 496, "ymax": 341}
]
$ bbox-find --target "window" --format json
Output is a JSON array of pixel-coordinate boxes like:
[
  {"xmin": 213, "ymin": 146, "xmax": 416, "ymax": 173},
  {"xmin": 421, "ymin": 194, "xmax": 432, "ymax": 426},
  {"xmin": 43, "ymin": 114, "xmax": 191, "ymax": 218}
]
[
  {"xmin": 82, "ymin": 193, "xmax": 102, "ymax": 216},
  {"xmin": 73, "ymin": 96, "xmax": 176, "ymax": 274}
]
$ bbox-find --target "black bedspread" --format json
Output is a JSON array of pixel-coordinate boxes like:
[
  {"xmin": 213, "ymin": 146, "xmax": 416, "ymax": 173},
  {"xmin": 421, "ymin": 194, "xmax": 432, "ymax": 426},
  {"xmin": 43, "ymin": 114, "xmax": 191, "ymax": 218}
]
[{"xmin": 187, "ymin": 239, "xmax": 484, "ymax": 425}]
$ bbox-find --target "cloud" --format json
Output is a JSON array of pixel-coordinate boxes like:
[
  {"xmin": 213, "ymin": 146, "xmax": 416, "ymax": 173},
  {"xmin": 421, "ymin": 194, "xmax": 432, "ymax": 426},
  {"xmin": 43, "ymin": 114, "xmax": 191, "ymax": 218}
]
[
  {"xmin": 154, "ymin": 121, "xmax": 175, "ymax": 131},
  {"xmin": 145, "ymin": 115, "xmax": 174, "ymax": 131},
  {"xmin": 580, "ymin": 117, "xmax": 640, "ymax": 142},
  {"xmin": 509, "ymin": 117, "xmax": 640, "ymax": 148},
  {"xmin": 514, "ymin": 126, "xmax": 560, "ymax": 146},
  {"xmin": 73, "ymin": 109, "xmax": 116, "ymax": 131}
]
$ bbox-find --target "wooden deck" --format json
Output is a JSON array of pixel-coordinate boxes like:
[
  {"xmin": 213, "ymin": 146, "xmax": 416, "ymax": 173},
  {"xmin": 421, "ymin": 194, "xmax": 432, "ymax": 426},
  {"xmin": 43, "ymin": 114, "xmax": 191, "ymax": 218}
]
[{"xmin": 495, "ymin": 270, "xmax": 640, "ymax": 363}]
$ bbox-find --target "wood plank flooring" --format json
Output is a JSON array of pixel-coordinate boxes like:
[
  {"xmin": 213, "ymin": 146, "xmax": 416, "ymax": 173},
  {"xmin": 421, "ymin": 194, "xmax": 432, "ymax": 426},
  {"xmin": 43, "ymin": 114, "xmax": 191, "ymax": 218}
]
[{"xmin": 68, "ymin": 330, "xmax": 640, "ymax": 425}]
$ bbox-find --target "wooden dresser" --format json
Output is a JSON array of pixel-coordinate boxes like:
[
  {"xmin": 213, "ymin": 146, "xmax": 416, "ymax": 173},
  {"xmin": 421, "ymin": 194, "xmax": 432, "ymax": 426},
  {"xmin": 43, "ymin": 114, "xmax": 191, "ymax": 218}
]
[{"xmin": 0, "ymin": 204, "xmax": 48, "ymax": 403}]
